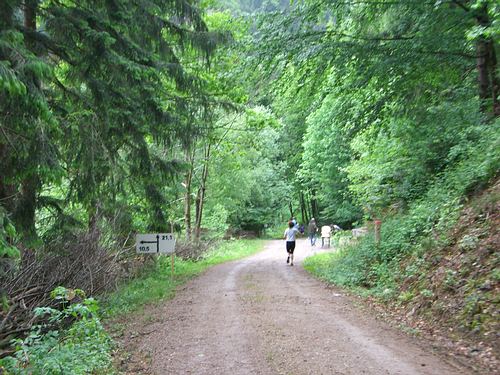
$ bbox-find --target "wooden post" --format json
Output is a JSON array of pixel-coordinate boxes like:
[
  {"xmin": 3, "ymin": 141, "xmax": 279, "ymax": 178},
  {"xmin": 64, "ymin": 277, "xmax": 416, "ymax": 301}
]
[
  {"xmin": 374, "ymin": 220, "xmax": 382, "ymax": 246},
  {"xmin": 170, "ymin": 221, "xmax": 175, "ymax": 279},
  {"xmin": 170, "ymin": 253, "xmax": 175, "ymax": 280}
]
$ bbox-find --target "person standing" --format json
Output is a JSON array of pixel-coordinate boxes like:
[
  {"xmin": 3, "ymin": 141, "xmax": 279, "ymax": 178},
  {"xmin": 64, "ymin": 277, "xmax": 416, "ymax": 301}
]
[
  {"xmin": 321, "ymin": 225, "xmax": 332, "ymax": 247},
  {"xmin": 283, "ymin": 220, "xmax": 300, "ymax": 266},
  {"xmin": 307, "ymin": 218, "xmax": 317, "ymax": 246}
]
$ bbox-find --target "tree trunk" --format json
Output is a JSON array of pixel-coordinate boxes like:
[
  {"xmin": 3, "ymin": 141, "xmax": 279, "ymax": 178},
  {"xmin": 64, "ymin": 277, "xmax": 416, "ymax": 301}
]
[
  {"xmin": 0, "ymin": 1, "xmax": 14, "ymax": 29},
  {"xmin": 310, "ymin": 189, "xmax": 319, "ymax": 221},
  {"xmin": 303, "ymin": 191, "xmax": 312, "ymax": 220},
  {"xmin": 184, "ymin": 172, "xmax": 193, "ymax": 241},
  {"xmin": 314, "ymin": 200, "xmax": 320, "ymax": 221},
  {"xmin": 299, "ymin": 192, "xmax": 308, "ymax": 224},
  {"xmin": 88, "ymin": 202, "xmax": 98, "ymax": 232},
  {"xmin": 0, "ymin": 144, "xmax": 16, "ymax": 214},
  {"xmin": 10, "ymin": 3, "xmax": 40, "ymax": 245},
  {"xmin": 308, "ymin": 197, "xmax": 314, "ymax": 220},
  {"xmin": 299, "ymin": 193, "xmax": 305, "ymax": 224},
  {"xmin": 194, "ymin": 143, "xmax": 211, "ymax": 242},
  {"xmin": 184, "ymin": 147, "xmax": 195, "ymax": 241},
  {"xmin": 475, "ymin": 4, "xmax": 499, "ymax": 116},
  {"xmin": 488, "ymin": 40, "xmax": 500, "ymax": 116},
  {"xmin": 152, "ymin": 205, "xmax": 166, "ymax": 232},
  {"xmin": 24, "ymin": 0, "xmax": 37, "ymax": 30},
  {"xmin": 12, "ymin": 175, "xmax": 39, "ymax": 244},
  {"xmin": 477, "ymin": 38, "xmax": 490, "ymax": 109}
]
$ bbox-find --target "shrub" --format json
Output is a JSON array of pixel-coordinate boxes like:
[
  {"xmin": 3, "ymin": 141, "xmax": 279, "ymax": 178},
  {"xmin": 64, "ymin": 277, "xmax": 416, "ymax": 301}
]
[
  {"xmin": 0, "ymin": 287, "xmax": 113, "ymax": 375},
  {"xmin": 305, "ymin": 118, "xmax": 500, "ymax": 296}
]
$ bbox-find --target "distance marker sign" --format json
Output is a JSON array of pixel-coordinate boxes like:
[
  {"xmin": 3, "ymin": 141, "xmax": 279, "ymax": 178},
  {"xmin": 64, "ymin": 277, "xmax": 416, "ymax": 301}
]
[{"xmin": 136, "ymin": 233, "xmax": 176, "ymax": 254}]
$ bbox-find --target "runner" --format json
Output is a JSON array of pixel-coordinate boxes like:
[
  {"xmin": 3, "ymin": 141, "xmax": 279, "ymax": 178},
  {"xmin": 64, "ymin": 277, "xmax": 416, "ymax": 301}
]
[{"xmin": 283, "ymin": 220, "xmax": 300, "ymax": 266}]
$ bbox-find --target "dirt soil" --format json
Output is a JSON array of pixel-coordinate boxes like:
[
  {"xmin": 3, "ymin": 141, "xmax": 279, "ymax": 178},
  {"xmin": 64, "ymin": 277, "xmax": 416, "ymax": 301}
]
[
  {"xmin": 113, "ymin": 239, "xmax": 476, "ymax": 375},
  {"xmin": 370, "ymin": 179, "xmax": 500, "ymax": 374}
]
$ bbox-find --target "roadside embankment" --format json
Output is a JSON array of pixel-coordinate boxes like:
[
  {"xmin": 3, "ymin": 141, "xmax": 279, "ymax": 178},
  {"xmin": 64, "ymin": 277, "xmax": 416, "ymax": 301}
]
[{"xmin": 305, "ymin": 179, "xmax": 499, "ymax": 373}]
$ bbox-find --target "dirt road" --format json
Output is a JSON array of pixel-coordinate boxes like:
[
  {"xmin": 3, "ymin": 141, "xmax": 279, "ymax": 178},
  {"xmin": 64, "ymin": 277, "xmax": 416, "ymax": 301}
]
[{"xmin": 122, "ymin": 239, "xmax": 472, "ymax": 374}]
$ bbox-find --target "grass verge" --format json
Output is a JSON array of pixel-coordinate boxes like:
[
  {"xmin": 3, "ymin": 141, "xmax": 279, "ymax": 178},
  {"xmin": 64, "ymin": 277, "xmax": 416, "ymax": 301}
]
[
  {"xmin": 303, "ymin": 249, "xmax": 365, "ymax": 290},
  {"xmin": 102, "ymin": 239, "xmax": 265, "ymax": 317},
  {"xmin": 303, "ymin": 251, "xmax": 337, "ymax": 282},
  {"xmin": 303, "ymin": 249, "xmax": 371, "ymax": 298}
]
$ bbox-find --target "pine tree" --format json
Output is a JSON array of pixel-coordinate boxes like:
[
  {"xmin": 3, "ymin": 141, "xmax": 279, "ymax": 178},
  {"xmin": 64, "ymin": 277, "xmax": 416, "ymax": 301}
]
[{"xmin": 0, "ymin": 0, "xmax": 224, "ymax": 244}]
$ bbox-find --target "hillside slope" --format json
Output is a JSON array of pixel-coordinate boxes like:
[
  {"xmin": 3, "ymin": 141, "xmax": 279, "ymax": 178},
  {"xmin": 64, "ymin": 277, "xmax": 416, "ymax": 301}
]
[
  {"xmin": 305, "ymin": 178, "xmax": 499, "ymax": 373},
  {"xmin": 388, "ymin": 178, "xmax": 499, "ymax": 372}
]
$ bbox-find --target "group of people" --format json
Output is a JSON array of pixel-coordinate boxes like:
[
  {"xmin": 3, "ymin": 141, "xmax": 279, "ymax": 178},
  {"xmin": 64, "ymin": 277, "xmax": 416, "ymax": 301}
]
[{"xmin": 283, "ymin": 217, "xmax": 341, "ymax": 266}]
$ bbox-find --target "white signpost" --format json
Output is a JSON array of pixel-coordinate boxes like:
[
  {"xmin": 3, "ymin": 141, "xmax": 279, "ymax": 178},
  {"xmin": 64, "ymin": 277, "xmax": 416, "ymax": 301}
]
[
  {"xmin": 136, "ymin": 232, "xmax": 177, "ymax": 278},
  {"xmin": 136, "ymin": 233, "xmax": 176, "ymax": 254}
]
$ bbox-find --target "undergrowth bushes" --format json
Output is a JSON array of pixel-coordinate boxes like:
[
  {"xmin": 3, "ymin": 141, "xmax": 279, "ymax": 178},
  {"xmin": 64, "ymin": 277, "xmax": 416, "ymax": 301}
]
[
  {"xmin": 263, "ymin": 223, "xmax": 287, "ymax": 239},
  {"xmin": 0, "ymin": 287, "xmax": 113, "ymax": 374},
  {"xmin": 305, "ymin": 119, "xmax": 500, "ymax": 297},
  {"xmin": 0, "ymin": 240, "xmax": 265, "ymax": 374}
]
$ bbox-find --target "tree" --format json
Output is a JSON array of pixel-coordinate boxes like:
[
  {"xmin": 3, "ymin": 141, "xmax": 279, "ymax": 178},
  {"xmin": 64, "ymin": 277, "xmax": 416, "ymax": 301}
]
[
  {"xmin": 237, "ymin": 0, "xmax": 497, "ymax": 226},
  {"xmin": 0, "ymin": 0, "xmax": 222, "ymax": 245}
]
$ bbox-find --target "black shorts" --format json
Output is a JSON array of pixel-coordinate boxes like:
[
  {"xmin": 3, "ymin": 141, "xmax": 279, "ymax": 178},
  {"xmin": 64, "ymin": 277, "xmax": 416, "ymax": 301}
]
[{"xmin": 286, "ymin": 241, "xmax": 296, "ymax": 254}]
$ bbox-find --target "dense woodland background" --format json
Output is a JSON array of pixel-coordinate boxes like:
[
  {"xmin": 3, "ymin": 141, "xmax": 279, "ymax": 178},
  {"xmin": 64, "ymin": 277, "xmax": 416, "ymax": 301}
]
[{"xmin": 0, "ymin": 0, "xmax": 499, "ymax": 373}]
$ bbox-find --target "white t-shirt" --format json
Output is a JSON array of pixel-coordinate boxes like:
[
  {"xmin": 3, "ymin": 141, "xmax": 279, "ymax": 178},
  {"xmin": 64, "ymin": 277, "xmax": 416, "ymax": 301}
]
[
  {"xmin": 284, "ymin": 227, "xmax": 300, "ymax": 241},
  {"xmin": 321, "ymin": 225, "xmax": 331, "ymax": 237}
]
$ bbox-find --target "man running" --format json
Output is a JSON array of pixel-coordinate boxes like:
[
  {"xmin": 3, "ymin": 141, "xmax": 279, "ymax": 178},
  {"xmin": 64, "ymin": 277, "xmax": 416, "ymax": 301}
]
[{"xmin": 284, "ymin": 220, "xmax": 300, "ymax": 266}]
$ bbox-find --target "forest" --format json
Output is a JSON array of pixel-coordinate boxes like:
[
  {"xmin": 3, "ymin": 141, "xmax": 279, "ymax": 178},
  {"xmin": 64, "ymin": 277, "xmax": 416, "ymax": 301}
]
[{"xmin": 0, "ymin": 0, "xmax": 499, "ymax": 373}]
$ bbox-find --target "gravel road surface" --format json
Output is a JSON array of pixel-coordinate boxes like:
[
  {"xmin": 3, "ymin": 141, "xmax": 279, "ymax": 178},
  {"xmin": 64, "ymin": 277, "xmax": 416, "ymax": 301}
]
[{"xmin": 124, "ymin": 239, "xmax": 472, "ymax": 375}]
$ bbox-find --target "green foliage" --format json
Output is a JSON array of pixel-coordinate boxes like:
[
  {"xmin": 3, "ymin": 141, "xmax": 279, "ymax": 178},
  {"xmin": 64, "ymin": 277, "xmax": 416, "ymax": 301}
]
[
  {"xmin": 0, "ymin": 206, "xmax": 18, "ymax": 302},
  {"xmin": 305, "ymin": 118, "xmax": 500, "ymax": 294},
  {"xmin": 303, "ymin": 252, "xmax": 339, "ymax": 283},
  {"xmin": 1, "ymin": 0, "xmax": 226, "ymax": 246},
  {"xmin": 212, "ymin": 0, "xmax": 289, "ymax": 14},
  {"xmin": 203, "ymin": 109, "xmax": 290, "ymax": 232},
  {"xmin": 0, "ymin": 207, "xmax": 18, "ymax": 259},
  {"xmin": 203, "ymin": 203, "xmax": 230, "ymax": 238},
  {"xmin": 263, "ymin": 223, "xmax": 287, "ymax": 239},
  {"xmin": 238, "ymin": 0, "xmax": 499, "ymax": 231},
  {"xmin": 0, "ymin": 288, "xmax": 113, "ymax": 374}
]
